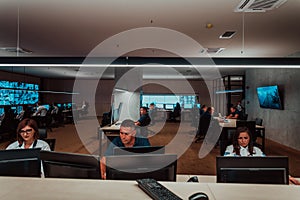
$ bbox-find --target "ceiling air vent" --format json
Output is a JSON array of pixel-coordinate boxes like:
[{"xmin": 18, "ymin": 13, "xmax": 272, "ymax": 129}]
[
  {"xmin": 0, "ymin": 47, "xmax": 32, "ymax": 54},
  {"xmin": 235, "ymin": 0, "xmax": 287, "ymax": 12},
  {"xmin": 206, "ymin": 48, "xmax": 225, "ymax": 54},
  {"xmin": 220, "ymin": 31, "xmax": 236, "ymax": 39}
]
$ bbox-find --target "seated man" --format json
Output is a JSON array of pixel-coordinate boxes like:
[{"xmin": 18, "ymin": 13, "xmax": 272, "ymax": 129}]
[
  {"xmin": 32, "ymin": 102, "xmax": 47, "ymax": 117},
  {"xmin": 226, "ymin": 106, "xmax": 240, "ymax": 119},
  {"xmin": 135, "ymin": 107, "xmax": 151, "ymax": 127},
  {"xmin": 100, "ymin": 119, "xmax": 151, "ymax": 179}
]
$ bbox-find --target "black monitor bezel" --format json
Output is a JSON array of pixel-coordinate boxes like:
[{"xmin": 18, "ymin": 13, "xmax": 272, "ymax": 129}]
[
  {"xmin": 216, "ymin": 156, "xmax": 289, "ymax": 185},
  {"xmin": 106, "ymin": 154, "xmax": 177, "ymax": 181},
  {"xmin": 40, "ymin": 151, "xmax": 101, "ymax": 179},
  {"xmin": 113, "ymin": 146, "xmax": 165, "ymax": 156},
  {"xmin": 0, "ymin": 148, "xmax": 41, "ymax": 177}
]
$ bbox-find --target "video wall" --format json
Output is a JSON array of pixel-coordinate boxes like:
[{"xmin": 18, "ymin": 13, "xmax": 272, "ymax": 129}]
[
  {"xmin": 0, "ymin": 80, "xmax": 39, "ymax": 106},
  {"xmin": 142, "ymin": 94, "xmax": 197, "ymax": 109}
]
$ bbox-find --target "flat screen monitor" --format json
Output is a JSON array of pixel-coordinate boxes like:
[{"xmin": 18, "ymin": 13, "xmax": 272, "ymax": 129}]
[
  {"xmin": 216, "ymin": 156, "xmax": 289, "ymax": 184},
  {"xmin": 0, "ymin": 148, "xmax": 41, "ymax": 177},
  {"xmin": 112, "ymin": 108, "xmax": 120, "ymax": 123},
  {"xmin": 165, "ymin": 104, "xmax": 174, "ymax": 110},
  {"xmin": 0, "ymin": 107, "xmax": 4, "ymax": 116},
  {"xmin": 106, "ymin": 154, "xmax": 177, "ymax": 181},
  {"xmin": 256, "ymin": 85, "xmax": 283, "ymax": 110},
  {"xmin": 40, "ymin": 151, "xmax": 101, "ymax": 179},
  {"xmin": 113, "ymin": 146, "xmax": 165, "ymax": 156},
  {"xmin": 183, "ymin": 104, "xmax": 193, "ymax": 109},
  {"xmin": 155, "ymin": 104, "xmax": 164, "ymax": 109}
]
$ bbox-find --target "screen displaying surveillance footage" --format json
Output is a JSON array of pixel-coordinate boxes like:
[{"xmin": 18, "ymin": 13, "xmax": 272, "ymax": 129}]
[{"xmin": 0, "ymin": 81, "xmax": 39, "ymax": 106}]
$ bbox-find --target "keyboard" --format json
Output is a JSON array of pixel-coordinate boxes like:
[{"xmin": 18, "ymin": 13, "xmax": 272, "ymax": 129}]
[{"xmin": 136, "ymin": 178, "xmax": 182, "ymax": 200}]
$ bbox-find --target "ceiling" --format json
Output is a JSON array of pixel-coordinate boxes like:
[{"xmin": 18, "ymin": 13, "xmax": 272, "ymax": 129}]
[{"xmin": 0, "ymin": 0, "xmax": 299, "ymax": 79}]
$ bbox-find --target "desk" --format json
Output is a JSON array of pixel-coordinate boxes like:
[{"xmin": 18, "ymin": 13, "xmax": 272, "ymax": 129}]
[{"xmin": 1, "ymin": 177, "xmax": 300, "ymax": 200}]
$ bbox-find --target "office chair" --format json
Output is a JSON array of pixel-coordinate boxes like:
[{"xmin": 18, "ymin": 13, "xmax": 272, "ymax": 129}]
[
  {"xmin": 254, "ymin": 117, "xmax": 264, "ymax": 147},
  {"xmin": 43, "ymin": 138, "xmax": 56, "ymax": 151},
  {"xmin": 38, "ymin": 128, "xmax": 47, "ymax": 139}
]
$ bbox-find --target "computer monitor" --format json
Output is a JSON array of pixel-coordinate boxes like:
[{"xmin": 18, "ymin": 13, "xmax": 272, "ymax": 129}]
[
  {"xmin": 155, "ymin": 104, "xmax": 164, "ymax": 109},
  {"xmin": 216, "ymin": 156, "xmax": 289, "ymax": 184},
  {"xmin": 0, "ymin": 107, "xmax": 4, "ymax": 116},
  {"xmin": 112, "ymin": 108, "xmax": 120, "ymax": 124},
  {"xmin": 113, "ymin": 146, "xmax": 165, "ymax": 156},
  {"xmin": 165, "ymin": 104, "xmax": 174, "ymax": 110},
  {"xmin": 106, "ymin": 154, "xmax": 177, "ymax": 181},
  {"xmin": 183, "ymin": 104, "xmax": 193, "ymax": 109},
  {"xmin": 0, "ymin": 148, "xmax": 41, "ymax": 177},
  {"xmin": 40, "ymin": 151, "xmax": 101, "ymax": 179}
]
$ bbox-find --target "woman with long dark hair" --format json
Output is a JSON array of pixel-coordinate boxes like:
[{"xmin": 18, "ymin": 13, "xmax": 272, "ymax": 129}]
[{"xmin": 224, "ymin": 126, "xmax": 264, "ymax": 156}]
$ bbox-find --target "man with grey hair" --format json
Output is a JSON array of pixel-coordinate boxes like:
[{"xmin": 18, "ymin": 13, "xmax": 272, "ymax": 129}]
[{"xmin": 100, "ymin": 119, "xmax": 151, "ymax": 179}]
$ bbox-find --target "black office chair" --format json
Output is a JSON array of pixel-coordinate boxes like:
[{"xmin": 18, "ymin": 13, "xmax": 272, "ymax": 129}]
[
  {"xmin": 255, "ymin": 118, "xmax": 263, "ymax": 126},
  {"xmin": 254, "ymin": 117, "xmax": 264, "ymax": 145},
  {"xmin": 38, "ymin": 128, "xmax": 56, "ymax": 151},
  {"xmin": 38, "ymin": 128, "xmax": 47, "ymax": 139},
  {"xmin": 236, "ymin": 120, "xmax": 255, "ymax": 132},
  {"xmin": 43, "ymin": 138, "xmax": 56, "ymax": 151}
]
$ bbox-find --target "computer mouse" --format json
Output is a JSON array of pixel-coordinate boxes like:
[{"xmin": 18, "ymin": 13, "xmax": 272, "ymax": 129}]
[
  {"xmin": 188, "ymin": 192, "xmax": 209, "ymax": 200},
  {"xmin": 187, "ymin": 176, "xmax": 199, "ymax": 182}
]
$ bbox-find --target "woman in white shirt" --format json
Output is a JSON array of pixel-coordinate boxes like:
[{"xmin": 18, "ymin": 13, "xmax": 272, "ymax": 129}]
[
  {"xmin": 224, "ymin": 126, "xmax": 264, "ymax": 156},
  {"xmin": 6, "ymin": 118, "xmax": 50, "ymax": 150}
]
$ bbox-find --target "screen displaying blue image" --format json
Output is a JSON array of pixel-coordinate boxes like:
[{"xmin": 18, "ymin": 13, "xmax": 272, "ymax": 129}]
[
  {"xmin": 0, "ymin": 107, "xmax": 4, "ymax": 116},
  {"xmin": 0, "ymin": 81, "xmax": 39, "ymax": 90},
  {"xmin": 183, "ymin": 104, "xmax": 193, "ymax": 109},
  {"xmin": 256, "ymin": 85, "xmax": 283, "ymax": 110},
  {"xmin": 0, "ymin": 80, "xmax": 39, "ymax": 106}
]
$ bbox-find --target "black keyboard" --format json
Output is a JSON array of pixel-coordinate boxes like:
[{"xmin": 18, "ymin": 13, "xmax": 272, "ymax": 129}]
[{"xmin": 136, "ymin": 178, "xmax": 182, "ymax": 200}]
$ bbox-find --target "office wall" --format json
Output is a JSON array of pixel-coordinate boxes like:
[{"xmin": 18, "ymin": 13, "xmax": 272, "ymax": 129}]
[
  {"xmin": 245, "ymin": 68, "xmax": 300, "ymax": 151},
  {"xmin": 0, "ymin": 70, "xmax": 40, "ymax": 84}
]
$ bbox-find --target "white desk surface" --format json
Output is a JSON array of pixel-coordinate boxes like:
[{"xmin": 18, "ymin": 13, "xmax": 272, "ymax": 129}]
[
  {"xmin": 100, "ymin": 122, "xmax": 121, "ymax": 131},
  {"xmin": 1, "ymin": 176, "xmax": 300, "ymax": 200}
]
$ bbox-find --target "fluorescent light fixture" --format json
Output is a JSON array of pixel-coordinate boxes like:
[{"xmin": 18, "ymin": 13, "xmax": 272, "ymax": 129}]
[
  {"xmin": 114, "ymin": 88, "xmax": 128, "ymax": 92},
  {"xmin": 0, "ymin": 64, "xmax": 299, "ymax": 68},
  {"xmin": 38, "ymin": 90, "xmax": 79, "ymax": 95},
  {"xmin": 216, "ymin": 89, "xmax": 243, "ymax": 94}
]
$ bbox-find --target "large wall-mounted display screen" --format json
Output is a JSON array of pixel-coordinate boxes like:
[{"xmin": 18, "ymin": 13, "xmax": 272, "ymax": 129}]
[
  {"xmin": 256, "ymin": 85, "xmax": 283, "ymax": 110},
  {"xmin": 0, "ymin": 81, "xmax": 39, "ymax": 106}
]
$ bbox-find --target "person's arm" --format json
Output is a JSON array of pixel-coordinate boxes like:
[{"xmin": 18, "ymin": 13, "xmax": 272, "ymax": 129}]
[
  {"xmin": 232, "ymin": 113, "xmax": 239, "ymax": 119},
  {"xmin": 223, "ymin": 145, "xmax": 234, "ymax": 156},
  {"xmin": 100, "ymin": 157, "xmax": 106, "ymax": 180},
  {"xmin": 289, "ymin": 176, "xmax": 300, "ymax": 185},
  {"xmin": 135, "ymin": 121, "xmax": 141, "ymax": 126}
]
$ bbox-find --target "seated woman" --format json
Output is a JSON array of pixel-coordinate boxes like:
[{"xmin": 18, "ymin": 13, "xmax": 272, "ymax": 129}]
[
  {"xmin": 6, "ymin": 118, "xmax": 50, "ymax": 150},
  {"xmin": 224, "ymin": 126, "xmax": 264, "ymax": 156},
  {"xmin": 224, "ymin": 126, "xmax": 300, "ymax": 185}
]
